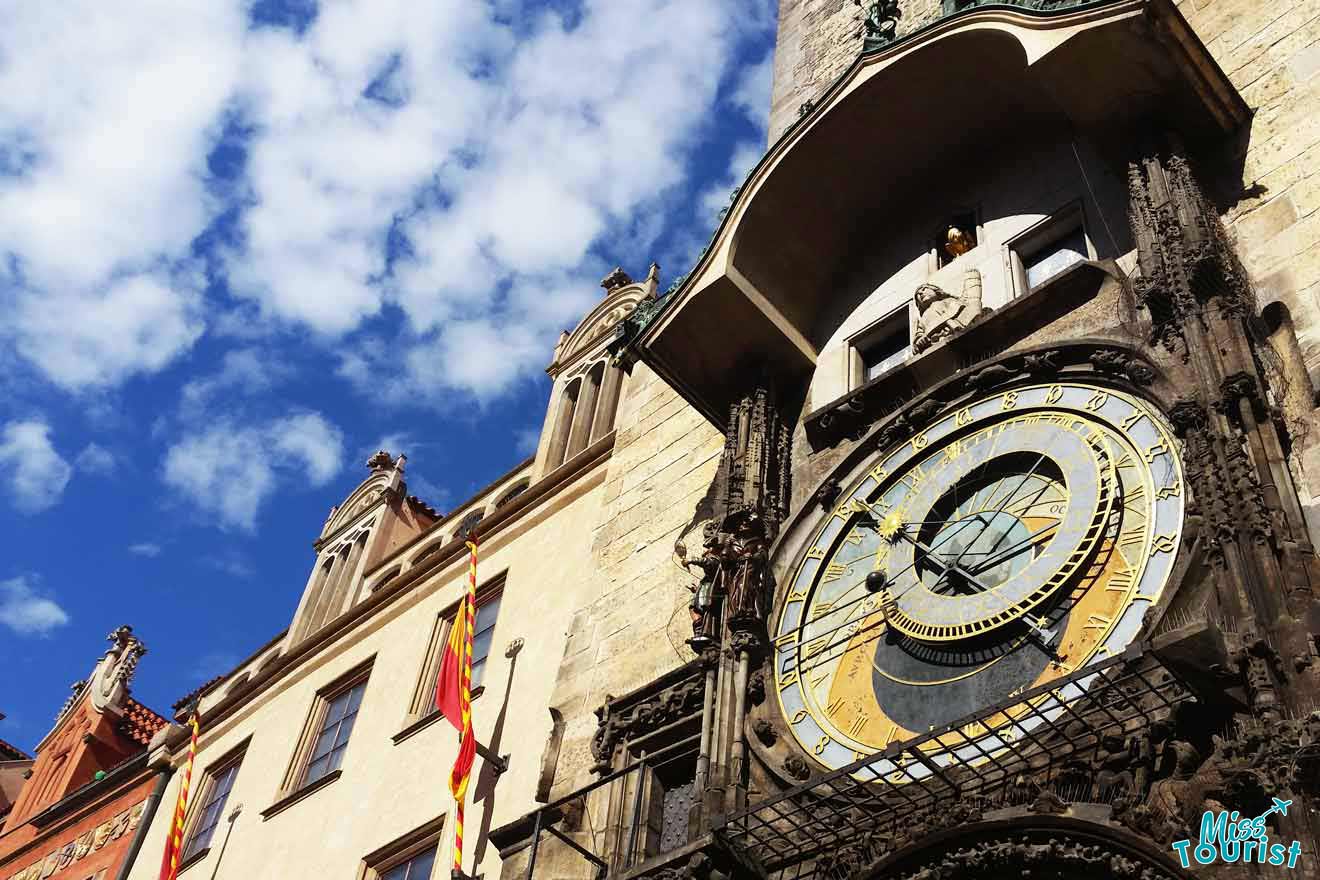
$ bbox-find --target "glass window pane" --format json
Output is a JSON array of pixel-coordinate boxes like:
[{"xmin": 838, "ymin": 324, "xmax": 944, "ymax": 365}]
[
  {"xmin": 406, "ymin": 847, "xmax": 436, "ymax": 880},
  {"xmin": 334, "ymin": 714, "xmax": 358, "ymax": 749},
  {"xmin": 310, "ymin": 728, "xmax": 336, "ymax": 761},
  {"xmin": 306, "ymin": 753, "xmax": 331, "ymax": 785},
  {"xmin": 324, "ymin": 690, "xmax": 351, "ymax": 727},
  {"xmin": 1024, "ymin": 227, "xmax": 1087, "ymax": 289},
  {"xmin": 471, "ymin": 628, "xmax": 494, "ymax": 665},
  {"xmin": 475, "ymin": 598, "xmax": 500, "ymax": 632},
  {"xmin": 470, "ymin": 657, "xmax": 488, "ymax": 690},
  {"xmin": 326, "ymin": 743, "xmax": 347, "ymax": 774},
  {"xmin": 346, "ymin": 682, "xmax": 366, "ymax": 713}
]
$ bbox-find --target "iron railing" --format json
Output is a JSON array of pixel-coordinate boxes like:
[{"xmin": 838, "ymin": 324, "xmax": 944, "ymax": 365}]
[{"xmin": 721, "ymin": 643, "xmax": 1195, "ymax": 880}]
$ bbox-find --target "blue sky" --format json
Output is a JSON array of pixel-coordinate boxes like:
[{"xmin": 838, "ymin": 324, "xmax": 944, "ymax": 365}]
[{"xmin": 0, "ymin": 0, "xmax": 777, "ymax": 752}]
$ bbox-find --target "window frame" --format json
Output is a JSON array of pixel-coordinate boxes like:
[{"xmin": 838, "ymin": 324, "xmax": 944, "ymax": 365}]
[
  {"xmin": 400, "ymin": 573, "xmax": 507, "ymax": 734},
  {"xmin": 847, "ymin": 305, "xmax": 913, "ymax": 391},
  {"xmin": 357, "ymin": 815, "xmax": 446, "ymax": 880},
  {"xmin": 179, "ymin": 741, "xmax": 248, "ymax": 865},
  {"xmin": 1005, "ymin": 201, "xmax": 1093, "ymax": 299},
  {"xmin": 279, "ymin": 657, "xmax": 375, "ymax": 799}
]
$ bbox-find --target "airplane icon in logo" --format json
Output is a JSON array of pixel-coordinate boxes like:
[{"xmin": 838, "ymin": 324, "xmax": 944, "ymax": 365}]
[{"xmin": 1264, "ymin": 797, "xmax": 1293, "ymax": 819}]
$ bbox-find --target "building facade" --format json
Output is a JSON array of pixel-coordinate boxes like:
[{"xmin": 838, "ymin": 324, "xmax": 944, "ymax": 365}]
[
  {"xmin": 129, "ymin": 2, "xmax": 1320, "ymax": 880},
  {"xmin": 0, "ymin": 628, "xmax": 169, "ymax": 880}
]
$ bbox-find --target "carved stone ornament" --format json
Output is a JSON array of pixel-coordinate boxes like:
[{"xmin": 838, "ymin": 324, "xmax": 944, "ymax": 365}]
[
  {"xmin": 783, "ymin": 754, "xmax": 812, "ymax": 781},
  {"xmin": 887, "ymin": 833, "xmax": 1182, "ymax": 880},
  {"xmin": 366, "ymin": 450, "xmax": 401, "ymax": 471},
  {"xmin": 590, "ymin": 674, "xmax": 705, "ymax": 771},
  {"xmin": 89, "ymin": 626, "xmax": 147, "ymax": 714},
  {"xmin": 1129, "ymin": 154, "xmax": 1253, "ymax": 352},
  {"xmin": 600, "ymin": 266, "xmax": 633, "ymax": 292}
]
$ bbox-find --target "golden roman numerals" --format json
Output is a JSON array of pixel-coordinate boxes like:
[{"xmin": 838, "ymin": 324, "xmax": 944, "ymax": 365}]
[
  {"xmin": 804, "ymin": 546, "xmax": 826, "ymax": 560},
  {"xmin": 810, "ymin": 601, "xmax": 834, "ymax": 621},
  {"xmin": 787, "ymin": 589, "xmax": 808, "ymax": 603},
  {"xmin": 1083, "ymin": 613, "xmax": 1112, "ymax": 631},
  {"xmin": 911, "ymin": 433, "xmax": 929, "ymax": 452},
  {"xmin": 1045, "ymin": 384, "xmax": 1063, "ymax": 404},
  {"xmin": 1001, "ymin": 391, "xmax": 1019, "ymax": 410},
  {"xmin": 843, "ymin": 529, "xmax": 863, "ymax": 546},
  {"xmin": 804, "ymin": 637, "xmax": 829, "ymax": 658},
  {"xmin": 848, "ymin": 713, "xmax": 869, "ymax": 737},
  {"xmin": 791, "ymin": 709, "xmax": 808, "ymax": 724},
  {"xmin": 1120, "ymin": 410, "xmax": 1144, "ymax": 432},
  {"xmin": 1144, "ymin": 438, "xmax": 1169, "ymax": 463},
  {"xmin": 1156, "ymin": 480, "xmax": 1182, "ymax": 501},
  {"xmin": 955, "ymin": 407, "xmax": 971, "ymax": 426},
  {"xmin": 832, "ymin": 496, "xmax": 872, "ymax": 522},
  {"xmin": 779, "ymin": 669, "xmax": 800, "ymax": 690},
  {"xmin": 1152, "ymin": 533, "xmax": 1177, "ymax": 554},
  {"xmin": 822, "ymin": 562, "xmax": 849, "ymax": 583},
  {"xmin": 1106, "ymin": 563, "xmax": 1136, "ymax": 593},
  {"xmin": 1085, "ymin": 390, "xmax": 1109, "ymax": 411}
]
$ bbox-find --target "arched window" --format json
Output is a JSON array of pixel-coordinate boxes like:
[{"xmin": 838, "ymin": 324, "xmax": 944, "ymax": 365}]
[
  {"xmin": 496, "ymin": 480, "xmax": 529, "ymax": 508},
  {"xmin": 592, "ymin": 361, "xmax": 623, "ymax": 439},
  {"xmin": 567, "ymin": 366, "xmax": 601, "ymax": 460},
  {"xmin": 546, "ymin": 379, "xmax": 580, "ymax": 470},
  {"xmin": 455, "ymin": 510, "xmax": 484, "ymax": 542}
]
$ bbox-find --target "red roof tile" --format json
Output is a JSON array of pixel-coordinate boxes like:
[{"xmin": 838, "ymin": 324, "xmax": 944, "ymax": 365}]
[{"xmin": 117, "ymin": 698, "xmax": 168, "ymax": 748}]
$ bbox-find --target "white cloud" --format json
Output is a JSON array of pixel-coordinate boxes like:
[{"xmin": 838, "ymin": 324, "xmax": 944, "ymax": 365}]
[
  {"xmin": 128, "ymin": 542, "xmax": 163, "ymax": 557},
  {"xmin": 75, "ymin": 443, "xmax": 116, "ymax": 475},
  {"xmin": 1, "ymin": 1, "xmax": 776, "ymax": 405},
  {"xmin": 163, "ymin": 411, "xmax": 345, "ymax": 530},
  {"xmin": 731, "ymin": 49, "xmax": 774, "ymax": 134},
  {"xmin": 0, "ymin": 1, "xmax": 242, "ymax": 390},
  {"xmin": 0, "ymin": 420, "xmax": 73, "ymax": 512},
  {"xmin": 0, "ymin": 576, "xmax": 70, "ymax": 636}
]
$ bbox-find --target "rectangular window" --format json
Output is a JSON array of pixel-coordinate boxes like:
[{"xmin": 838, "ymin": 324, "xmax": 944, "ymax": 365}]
[
  {"xmin": 277, "ymin": 659, "xmax": 374, "ymax": 801},
  {"xmin": 181, "ymin": 753, "xmax": 244, "ymax": 861},
  {"xmin": 380, "ymin": 847, "xmax": 436, "ymax": 880},
  {"xmin": 359, "ymin": 816, "xmax": 445, "ymax": 880},
  {"xmin": 404, "ymin": 576, "xmax": 505, "ymax": 726},
  {"xmin": 1008, "ymin": 204, "xmax": 1092, "ymax": 297},
  {"xmin": 849, "ymin": 308, "xmax": 911, "ymax": 389},
  {"xmin": 305, "ymin": 680, "xmax": 367, "ymax": 786},
  {"xmin": 469, "ymin": 595, "xmax": 501, "ymax": 689}
]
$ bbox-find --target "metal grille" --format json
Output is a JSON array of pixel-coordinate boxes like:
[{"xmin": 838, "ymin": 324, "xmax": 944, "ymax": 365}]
[{"xmin": 721, "ymin": 643, "xmax": 1194, "ymax": 880}]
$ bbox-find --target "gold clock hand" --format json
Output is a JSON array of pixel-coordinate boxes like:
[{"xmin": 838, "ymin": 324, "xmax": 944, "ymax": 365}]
[{"xmin": 963, "ymin": 521, "xmax": 1060, "ymax": 577}]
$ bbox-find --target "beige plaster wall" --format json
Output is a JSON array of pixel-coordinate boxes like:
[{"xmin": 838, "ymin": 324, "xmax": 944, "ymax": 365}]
[{"xmin": 126, "ymin": 464, "xmax": 609, "ymax": 880}]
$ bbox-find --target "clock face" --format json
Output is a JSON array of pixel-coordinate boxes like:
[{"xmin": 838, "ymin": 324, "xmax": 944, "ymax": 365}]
[{"xmin": 773, "ymin": 382, "xmax": 1183, "ymax": 778}]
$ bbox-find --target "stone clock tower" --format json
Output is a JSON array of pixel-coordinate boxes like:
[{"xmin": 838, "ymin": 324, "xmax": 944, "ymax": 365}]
[{"xmin": 492, "ymin": 2, "xmax": 1320, "ymax": 880}]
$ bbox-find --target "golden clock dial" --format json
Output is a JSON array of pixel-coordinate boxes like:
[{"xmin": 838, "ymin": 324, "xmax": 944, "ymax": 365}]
[{"xmin": 773, "ymin": 382, "xmax": 1183, "ymax": 776}]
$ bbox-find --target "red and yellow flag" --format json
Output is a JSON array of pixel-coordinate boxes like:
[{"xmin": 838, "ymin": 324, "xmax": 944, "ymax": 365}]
[
  {"xmin": 435, "ymin": 540, "xmax": 479, "ymax": 875},
  {"xmin": 158, "ymin": 712, "xmax": 199, "ymax": 880}
]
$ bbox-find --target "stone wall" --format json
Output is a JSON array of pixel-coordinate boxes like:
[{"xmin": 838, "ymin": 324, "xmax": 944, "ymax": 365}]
[
  {"xmin": 544, "ymin": 362, "xmax": 724, "ymax": 800},
  {"xmin": 768, "ymin": 0, "xmax": 944, "ymax": 143}
]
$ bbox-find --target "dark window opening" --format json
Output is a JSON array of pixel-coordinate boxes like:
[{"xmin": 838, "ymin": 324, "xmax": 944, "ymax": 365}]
[{"xmin": 860, "ymin": 312, "xmax": 912, "ymax": 382}]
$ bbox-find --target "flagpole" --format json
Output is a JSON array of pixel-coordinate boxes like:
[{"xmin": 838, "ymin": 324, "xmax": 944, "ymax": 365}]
[
  {"xmin": 453, "ymin": 540, "xmax": 479, "ymax": 880},
  {"xmin": 160, "ymin": 711, "xmax": 199, "ymax": 880}
]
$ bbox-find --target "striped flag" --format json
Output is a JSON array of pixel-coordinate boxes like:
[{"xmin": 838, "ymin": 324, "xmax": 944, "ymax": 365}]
[
  {"xmin": 435, "ymin": 540, "xmax": 478, "ymax": 876},
  {"xmin": 158, "ymin": 712, "xmax": 199, "ymax": 880}
]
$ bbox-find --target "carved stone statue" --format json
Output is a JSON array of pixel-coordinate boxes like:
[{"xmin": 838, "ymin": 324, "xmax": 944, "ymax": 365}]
[
  {"xmin": 1092, "ymin": 733, "xmax": 1137, "ymax": 800},
  {"xmin": 722, "ymin": 511, "xmax": 771, "ymax": 630},
  {"xmin": 89, "ymin": 626, "xmax": 147, "ymax": 713},
  {"xmin": 912, "ymin": 272, "xmax": 984, "ymax": 354},
  {"xmin": 679, "ymin": 523, "xmax": 723, "ymax": 650}
]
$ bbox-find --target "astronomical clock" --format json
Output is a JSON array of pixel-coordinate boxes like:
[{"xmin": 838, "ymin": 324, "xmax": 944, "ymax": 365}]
[{"xmin": 772, "ymin": 381, "xmax": 1185, "ymax": 778}]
